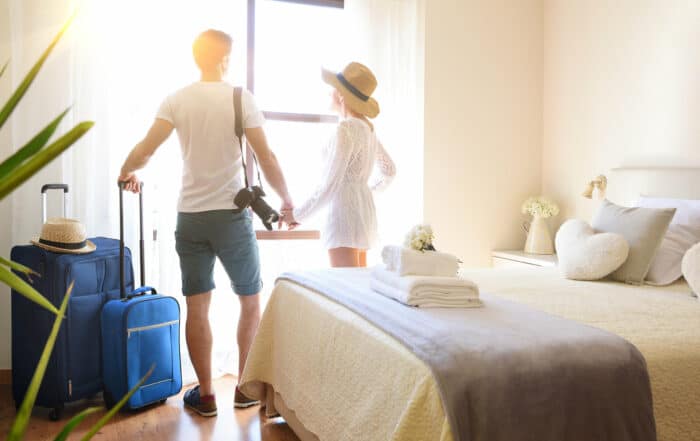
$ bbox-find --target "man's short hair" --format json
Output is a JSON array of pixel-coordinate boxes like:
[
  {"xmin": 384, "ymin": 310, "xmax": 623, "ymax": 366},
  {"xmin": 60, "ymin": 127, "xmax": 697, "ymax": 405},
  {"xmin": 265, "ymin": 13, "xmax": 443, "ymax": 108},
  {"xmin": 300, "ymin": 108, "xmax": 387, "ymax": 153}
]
[{"xmin": 192, "ymin": 29, "xmax": 233, "ymax": 71}]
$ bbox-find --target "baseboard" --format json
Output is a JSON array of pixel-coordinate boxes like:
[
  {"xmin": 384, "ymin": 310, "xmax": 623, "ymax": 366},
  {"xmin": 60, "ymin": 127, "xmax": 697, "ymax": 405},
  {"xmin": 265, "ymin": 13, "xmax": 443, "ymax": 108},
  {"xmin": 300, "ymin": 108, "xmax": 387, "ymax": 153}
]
[{"xmin": 0, "ymin": 369, "xmax": 11, "ymax": 385}]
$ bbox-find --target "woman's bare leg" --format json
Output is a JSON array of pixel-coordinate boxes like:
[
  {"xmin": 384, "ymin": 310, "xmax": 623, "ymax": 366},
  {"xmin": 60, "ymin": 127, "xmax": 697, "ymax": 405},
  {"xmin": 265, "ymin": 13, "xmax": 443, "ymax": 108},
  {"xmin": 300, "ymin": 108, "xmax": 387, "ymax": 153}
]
[
  {"xmin": 328, "ymin": 247, "xmax": 360, "ymax": 267},
  {"xmin": 358, "ymin": 250, "xmax": 367, "ymax": 267}
]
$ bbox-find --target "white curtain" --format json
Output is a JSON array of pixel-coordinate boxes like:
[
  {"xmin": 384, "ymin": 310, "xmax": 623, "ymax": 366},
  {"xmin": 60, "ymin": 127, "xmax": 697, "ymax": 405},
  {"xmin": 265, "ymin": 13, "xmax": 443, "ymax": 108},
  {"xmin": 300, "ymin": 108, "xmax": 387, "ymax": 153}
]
[
  {"xmin": 5, "ymin": 0, "xmax": 424, "ymax": 384},
  {"xmin": 344, "ymin": 0, "xmax": 425, "ymax": 260}
]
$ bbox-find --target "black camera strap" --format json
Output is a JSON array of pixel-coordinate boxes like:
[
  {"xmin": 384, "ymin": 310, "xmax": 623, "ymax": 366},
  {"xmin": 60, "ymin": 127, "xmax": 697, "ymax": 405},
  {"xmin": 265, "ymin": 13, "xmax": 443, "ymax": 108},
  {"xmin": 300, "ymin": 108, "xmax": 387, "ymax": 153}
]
[{"xmin": 233, "ymin": 87, "xmax": 264, "ymax": 190}]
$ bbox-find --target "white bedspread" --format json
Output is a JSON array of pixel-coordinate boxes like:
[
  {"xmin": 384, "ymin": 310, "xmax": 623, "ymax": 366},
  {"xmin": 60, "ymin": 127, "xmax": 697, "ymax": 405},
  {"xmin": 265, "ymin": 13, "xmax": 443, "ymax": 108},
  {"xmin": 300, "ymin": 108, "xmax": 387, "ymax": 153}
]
[{"xmin": 241, "ymin": 266, "xmax": 700, "ymax": 441}]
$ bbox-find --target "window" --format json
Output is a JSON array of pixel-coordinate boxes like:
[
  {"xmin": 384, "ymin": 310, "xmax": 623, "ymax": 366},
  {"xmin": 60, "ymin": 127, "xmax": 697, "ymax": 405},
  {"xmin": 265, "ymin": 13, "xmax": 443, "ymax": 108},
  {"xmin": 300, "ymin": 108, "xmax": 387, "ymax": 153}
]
[
  {"xmin": 244, "ymin": 0, "xmax": 350, "ymax": 230},
  {"xmin": 248, "ymin": 0, "xmax": 346, "ymax": 118}
]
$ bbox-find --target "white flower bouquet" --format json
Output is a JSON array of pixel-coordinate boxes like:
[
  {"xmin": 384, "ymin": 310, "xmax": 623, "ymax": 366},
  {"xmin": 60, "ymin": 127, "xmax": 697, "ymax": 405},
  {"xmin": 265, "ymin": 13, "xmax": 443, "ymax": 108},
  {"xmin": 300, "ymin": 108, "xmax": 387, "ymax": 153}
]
[
  {"xmin": 521, "ymin": 197, "xmax": 560, "ymax": 219},
  {"xmin": 404, "ymin": 224, "xmax": 436, "ymax": 252}
]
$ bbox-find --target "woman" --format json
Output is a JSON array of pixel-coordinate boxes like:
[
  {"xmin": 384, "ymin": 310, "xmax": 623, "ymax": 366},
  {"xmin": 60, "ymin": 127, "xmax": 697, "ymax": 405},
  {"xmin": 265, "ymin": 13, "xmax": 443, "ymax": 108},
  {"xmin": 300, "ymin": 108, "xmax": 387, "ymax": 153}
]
[{"xmin": 284, "ymin": 62, "xmax": 396, "ymax": 267}]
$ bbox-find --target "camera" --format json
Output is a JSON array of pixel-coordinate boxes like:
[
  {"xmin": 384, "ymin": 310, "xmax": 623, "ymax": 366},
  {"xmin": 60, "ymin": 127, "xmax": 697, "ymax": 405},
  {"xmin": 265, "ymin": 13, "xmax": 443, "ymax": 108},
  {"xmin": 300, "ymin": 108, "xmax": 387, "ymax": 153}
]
[{"xmin": 234, "ymin": 185, "xmax": 280, "ymax": 231}]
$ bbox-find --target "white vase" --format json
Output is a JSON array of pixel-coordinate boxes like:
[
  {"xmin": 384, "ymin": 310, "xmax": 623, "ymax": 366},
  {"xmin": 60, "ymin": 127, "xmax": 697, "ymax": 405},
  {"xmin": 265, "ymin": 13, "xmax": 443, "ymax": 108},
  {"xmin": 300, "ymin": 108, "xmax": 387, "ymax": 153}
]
[{"xmin": 523, "ymin": 215, "xmax": 554, "ymax": 255}]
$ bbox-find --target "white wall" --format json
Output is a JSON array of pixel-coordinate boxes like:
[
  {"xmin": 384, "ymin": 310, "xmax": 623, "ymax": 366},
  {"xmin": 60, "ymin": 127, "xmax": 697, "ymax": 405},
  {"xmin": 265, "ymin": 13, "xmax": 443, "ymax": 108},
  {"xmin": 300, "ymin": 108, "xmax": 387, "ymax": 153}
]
[
  {"xmin": 424, "ymin": 0, "xmax": 544, "ymax": 266},
  {"xmin": 543, "ymin": 0, "xmax": 700, "ymax": 222}
]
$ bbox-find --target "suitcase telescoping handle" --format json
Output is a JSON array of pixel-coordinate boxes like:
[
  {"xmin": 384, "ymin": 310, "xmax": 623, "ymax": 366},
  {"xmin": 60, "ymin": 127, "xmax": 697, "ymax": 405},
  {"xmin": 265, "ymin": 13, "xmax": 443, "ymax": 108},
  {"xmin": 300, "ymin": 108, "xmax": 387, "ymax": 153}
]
[
  {"xmin": 41, "ymin": 184, "xmax": 69, "ymax": 223},
  {"xmin": 118, "ymin": 182, "xmax": 156, "ymax": 300}
]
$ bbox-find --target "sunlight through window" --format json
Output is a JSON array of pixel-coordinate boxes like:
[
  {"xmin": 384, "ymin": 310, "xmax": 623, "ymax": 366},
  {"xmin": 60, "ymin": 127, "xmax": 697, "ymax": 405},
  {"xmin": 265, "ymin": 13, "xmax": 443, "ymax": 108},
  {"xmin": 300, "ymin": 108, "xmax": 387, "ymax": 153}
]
[{"xmin": 253, "ymin": 0, "xmax": 348, "ymax": 114}]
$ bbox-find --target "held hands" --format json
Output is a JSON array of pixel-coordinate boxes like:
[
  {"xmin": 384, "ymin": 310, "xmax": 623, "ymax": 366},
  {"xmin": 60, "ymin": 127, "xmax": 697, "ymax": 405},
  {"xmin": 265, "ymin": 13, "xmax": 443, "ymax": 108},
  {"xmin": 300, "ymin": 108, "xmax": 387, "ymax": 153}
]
[
  {"xmin": 279, "ymin": 200, "xmax": 300, "ymax": 230},
  {"xmin": 281, "ymin": 209, "xmax": 300, "ymax": 230},
  {"xmin": 118, "ymin": 172, "xmax": 141, "ymax": 194}
]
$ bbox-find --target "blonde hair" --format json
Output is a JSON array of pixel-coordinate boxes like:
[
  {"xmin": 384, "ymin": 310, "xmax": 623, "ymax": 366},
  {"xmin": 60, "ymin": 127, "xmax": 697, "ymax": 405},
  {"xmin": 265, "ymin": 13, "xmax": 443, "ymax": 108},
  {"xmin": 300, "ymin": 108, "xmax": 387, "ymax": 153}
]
[{"xmin": 334, "ymin": 89, "xmax": 374, "ymax": 131}]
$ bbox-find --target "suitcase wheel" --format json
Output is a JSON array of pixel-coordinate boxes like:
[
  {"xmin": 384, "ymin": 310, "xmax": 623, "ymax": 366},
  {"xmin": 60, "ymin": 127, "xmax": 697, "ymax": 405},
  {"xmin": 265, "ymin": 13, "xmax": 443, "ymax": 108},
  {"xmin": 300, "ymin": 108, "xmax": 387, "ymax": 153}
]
[{"xmin": 49, "ymin": 406, "xmax": 63, "ymax": 421}]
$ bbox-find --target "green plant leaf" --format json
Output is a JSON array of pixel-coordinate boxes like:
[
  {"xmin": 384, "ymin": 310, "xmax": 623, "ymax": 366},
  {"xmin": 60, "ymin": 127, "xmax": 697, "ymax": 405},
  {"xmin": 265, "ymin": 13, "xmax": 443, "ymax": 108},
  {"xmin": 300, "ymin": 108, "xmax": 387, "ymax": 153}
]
[
  {"xmin": 0, "ymin": 60, "xmax": 8, "ymax": 79},
  {"xmin": 0, "ymin": 265, "xmax": 58, "ymax": 315},
  {"xmin": 0, "ymin": 121, "xmax": 93, "ymax": 201},
  {"xmin": 52, "ymin": 407, "xmax": 102, "ymax": 441},
  {"xmin": 79, "ymin": 364, "xmax": 155, "ymax": 441},
  {"xmin": 0, "ymin": 12, "xmax": 75, "ymax": 130},
  {"xmin": 0, "ymin": 256, "xmax": 40, "ymax": 278},
  {"xmin": 7, "ymin": 282, "xmax": 73, "ymax": 441},
  {"xmin": 0, "ymin": 108, "xmax": 71, "ymax": 180}
]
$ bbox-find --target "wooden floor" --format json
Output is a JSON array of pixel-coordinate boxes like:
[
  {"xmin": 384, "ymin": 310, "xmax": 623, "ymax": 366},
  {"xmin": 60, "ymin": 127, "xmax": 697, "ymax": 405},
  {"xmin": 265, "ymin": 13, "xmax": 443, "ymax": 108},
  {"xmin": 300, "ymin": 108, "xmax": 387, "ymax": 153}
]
[{"xmin": 0, "ymin": 376, "xmax": 300, "ymax": 441}]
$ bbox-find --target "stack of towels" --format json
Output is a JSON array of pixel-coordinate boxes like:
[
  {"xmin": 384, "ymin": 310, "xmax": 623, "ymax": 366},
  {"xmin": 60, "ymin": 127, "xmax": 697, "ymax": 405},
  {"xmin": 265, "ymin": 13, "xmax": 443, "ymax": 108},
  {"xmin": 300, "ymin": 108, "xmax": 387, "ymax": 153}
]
[{"xmin": 371, "ymin": 246, "xmax": 482, "ymax": 308}]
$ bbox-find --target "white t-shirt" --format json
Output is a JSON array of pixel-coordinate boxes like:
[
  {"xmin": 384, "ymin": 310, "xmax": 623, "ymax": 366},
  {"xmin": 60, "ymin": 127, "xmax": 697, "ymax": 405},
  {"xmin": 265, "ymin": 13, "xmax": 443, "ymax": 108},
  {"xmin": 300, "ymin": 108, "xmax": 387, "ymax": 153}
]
[{"xmin": 156, "ymin": 81, "xmax": 265, "ymax": 213}]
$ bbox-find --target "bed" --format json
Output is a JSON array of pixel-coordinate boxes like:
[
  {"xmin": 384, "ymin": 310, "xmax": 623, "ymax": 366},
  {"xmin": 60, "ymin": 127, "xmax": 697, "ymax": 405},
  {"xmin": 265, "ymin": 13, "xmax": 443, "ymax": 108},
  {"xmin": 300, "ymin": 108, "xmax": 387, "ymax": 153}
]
[{"xmin": 240, "ymin": 167, "xmax": 700, "ymax": 441}]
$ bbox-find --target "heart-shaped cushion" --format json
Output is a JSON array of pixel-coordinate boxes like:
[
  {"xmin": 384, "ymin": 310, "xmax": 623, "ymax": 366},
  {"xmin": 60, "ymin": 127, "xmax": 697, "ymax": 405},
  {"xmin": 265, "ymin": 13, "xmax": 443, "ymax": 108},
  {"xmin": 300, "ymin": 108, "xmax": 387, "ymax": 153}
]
[
  {"xmin": 682, "ymin": 242, "xmax": 700, "ymax": 297},
  {"xmin": 555, "ymin": 219, "xmax": 630, "ymax": 281}
]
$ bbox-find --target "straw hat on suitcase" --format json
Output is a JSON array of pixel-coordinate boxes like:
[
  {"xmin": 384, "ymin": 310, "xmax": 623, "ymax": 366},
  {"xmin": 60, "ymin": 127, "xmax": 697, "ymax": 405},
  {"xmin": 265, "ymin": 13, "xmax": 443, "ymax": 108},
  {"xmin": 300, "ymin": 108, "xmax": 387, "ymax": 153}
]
[{"xmin": 32, "ymin": 218, "xmax": 96, "ymax": 254}]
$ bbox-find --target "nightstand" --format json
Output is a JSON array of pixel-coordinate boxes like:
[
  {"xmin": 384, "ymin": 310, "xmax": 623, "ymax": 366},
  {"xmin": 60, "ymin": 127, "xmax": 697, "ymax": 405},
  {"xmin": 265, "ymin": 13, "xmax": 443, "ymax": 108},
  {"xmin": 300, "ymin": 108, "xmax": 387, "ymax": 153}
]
[{"xmin": 492, "ymin": 250, "xmax": 558, "ymax": 269}]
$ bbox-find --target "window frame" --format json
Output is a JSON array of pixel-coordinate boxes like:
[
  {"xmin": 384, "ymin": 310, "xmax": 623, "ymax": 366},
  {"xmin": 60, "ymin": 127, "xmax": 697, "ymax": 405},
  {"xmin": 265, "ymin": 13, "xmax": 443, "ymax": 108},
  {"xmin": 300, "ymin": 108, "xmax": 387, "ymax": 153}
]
[
  {"xmin": 246, "ymin": 0, "xmax": 342, "ymax": 123},
  {"xmin": 246, "ymin": 0, "xmax": 342, "ymax": 238}
]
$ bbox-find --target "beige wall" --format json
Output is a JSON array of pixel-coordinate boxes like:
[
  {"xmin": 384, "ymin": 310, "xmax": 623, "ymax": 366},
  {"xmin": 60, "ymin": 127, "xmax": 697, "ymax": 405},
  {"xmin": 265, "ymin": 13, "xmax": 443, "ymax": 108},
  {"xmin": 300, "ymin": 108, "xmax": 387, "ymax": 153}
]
[
  {"xmin": 424, "ymin": 0, "xmax": 544, "ymax": 266},
  {"xmin": 543, "ymin": 0, "xmax": 700, "ymax": 222}
]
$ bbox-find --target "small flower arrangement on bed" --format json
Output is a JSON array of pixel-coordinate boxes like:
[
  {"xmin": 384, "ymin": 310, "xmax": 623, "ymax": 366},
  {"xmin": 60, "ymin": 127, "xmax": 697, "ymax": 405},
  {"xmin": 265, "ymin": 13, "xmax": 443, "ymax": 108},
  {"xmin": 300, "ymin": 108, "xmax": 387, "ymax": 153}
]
[
  {"xmin": 404, "ymin": 224, "xmax": 436, "ymax": 252},
  {"xmin": 521, "ymin": 197, "xmax": 560, "ymax": 219}
]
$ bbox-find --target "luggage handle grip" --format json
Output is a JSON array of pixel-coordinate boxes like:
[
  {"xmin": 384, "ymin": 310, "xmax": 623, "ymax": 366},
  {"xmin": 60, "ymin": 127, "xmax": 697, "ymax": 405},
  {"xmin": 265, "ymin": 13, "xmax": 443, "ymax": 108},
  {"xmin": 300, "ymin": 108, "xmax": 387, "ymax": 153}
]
[
  {"xmin": 41, "ymin": 184, "xmax": 69, "ymax": 194},
  {"xmin": 124, "ymin": 286, "xmax": 158, "ymax": 301},
  {"xmin": 119, "ymin": 181, "xmax": 146, "ymax": 299},
  {"xmin": 41, "ymin": 183, "xmax": 69, "ymax": 223}
]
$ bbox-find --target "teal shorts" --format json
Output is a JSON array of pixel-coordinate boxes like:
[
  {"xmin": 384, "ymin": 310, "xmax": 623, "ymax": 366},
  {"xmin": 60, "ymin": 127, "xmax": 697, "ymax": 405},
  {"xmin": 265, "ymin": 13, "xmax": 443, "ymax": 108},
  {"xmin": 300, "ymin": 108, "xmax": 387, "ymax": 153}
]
[{"xmin": 175, "ymin": 210, "xmax": 262, "ymax": 296}]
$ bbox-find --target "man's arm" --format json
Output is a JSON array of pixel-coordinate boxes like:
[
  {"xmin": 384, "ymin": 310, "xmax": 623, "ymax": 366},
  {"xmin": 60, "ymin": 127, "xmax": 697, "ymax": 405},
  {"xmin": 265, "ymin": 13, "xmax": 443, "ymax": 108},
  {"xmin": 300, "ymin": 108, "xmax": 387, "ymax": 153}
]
[
  {"xmin": 245, "ymin": 126, "xmax": 294, "ymax": 209},
  {"xmin": 118, "ymin": 118, "xmax": 174, "ymax": 192}
]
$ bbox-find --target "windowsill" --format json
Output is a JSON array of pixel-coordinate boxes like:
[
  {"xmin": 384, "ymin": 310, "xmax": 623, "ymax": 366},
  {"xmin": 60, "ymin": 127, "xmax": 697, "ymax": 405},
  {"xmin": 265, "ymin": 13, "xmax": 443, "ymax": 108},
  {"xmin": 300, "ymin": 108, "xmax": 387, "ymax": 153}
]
[{"xmin": 255, "ymin": 230, "xmax": 321, "ymax": 240}]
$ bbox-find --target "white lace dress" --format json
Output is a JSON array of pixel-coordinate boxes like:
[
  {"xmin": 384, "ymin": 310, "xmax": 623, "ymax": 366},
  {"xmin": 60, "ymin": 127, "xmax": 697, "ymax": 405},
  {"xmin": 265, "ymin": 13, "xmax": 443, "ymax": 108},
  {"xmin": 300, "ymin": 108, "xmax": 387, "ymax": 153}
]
[{"xmin": 293, "ymin": 117, "xmax": 396, "ymax": 250}]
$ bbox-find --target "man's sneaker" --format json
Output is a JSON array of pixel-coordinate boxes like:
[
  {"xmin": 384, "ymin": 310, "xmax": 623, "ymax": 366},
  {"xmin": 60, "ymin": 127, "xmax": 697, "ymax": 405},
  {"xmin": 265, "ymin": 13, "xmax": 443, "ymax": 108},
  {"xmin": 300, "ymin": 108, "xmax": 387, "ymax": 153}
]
[
  {"xmin": 183, "ymin": 385, "xmax": 217, "ymax": 417},
  {"xmin": 234, "ymin": 387, "xmax": 260, "ymax": 409}
]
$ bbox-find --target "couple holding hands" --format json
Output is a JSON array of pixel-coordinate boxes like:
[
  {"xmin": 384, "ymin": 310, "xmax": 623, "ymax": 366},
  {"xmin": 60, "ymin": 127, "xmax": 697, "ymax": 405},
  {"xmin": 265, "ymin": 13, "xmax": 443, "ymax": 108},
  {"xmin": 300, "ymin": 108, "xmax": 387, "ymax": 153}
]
[{"xmin": 118, "ymin": 29, "xmax": 395, "ymax": 416}]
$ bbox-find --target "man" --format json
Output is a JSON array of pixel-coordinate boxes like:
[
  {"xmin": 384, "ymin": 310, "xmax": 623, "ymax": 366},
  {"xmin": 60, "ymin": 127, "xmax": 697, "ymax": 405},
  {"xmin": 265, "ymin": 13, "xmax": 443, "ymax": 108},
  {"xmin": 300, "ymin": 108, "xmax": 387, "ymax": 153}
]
[{"xmin": 118, "ymin": 29, "xmax": 294, "ymax": 417}]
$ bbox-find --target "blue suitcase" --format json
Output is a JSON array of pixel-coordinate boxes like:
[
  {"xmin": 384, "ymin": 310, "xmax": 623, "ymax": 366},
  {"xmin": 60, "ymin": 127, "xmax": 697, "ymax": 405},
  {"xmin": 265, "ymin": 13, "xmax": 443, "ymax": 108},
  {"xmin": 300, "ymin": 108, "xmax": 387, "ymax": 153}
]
[
  {"xmin": 101, "ymin": 183, "xmax": 182, "ymax": 409},
  {"xmin": 11, "ymin": 184, "xmax": 135, "ymax": 420}
]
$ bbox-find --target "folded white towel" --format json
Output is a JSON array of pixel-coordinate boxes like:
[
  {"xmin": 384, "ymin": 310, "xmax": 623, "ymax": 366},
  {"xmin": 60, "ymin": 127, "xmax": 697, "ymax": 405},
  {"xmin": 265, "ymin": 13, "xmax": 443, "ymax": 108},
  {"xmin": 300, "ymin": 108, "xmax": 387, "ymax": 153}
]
[
  {"xmin": 370, "ymin": 266, "xmax": 482, "ymax": 308},
  {"xmin": 381, "ymin": 245, "xmax": 460, "ymax": 277}
]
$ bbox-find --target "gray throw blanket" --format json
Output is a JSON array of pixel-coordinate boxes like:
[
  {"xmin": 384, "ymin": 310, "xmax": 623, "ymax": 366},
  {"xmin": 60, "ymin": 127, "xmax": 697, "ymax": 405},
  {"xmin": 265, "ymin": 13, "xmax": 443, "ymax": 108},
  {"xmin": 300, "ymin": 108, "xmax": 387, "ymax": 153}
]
[{"xmin": 279, "ymin": 269, "xmax": 656, "ymax": 441}]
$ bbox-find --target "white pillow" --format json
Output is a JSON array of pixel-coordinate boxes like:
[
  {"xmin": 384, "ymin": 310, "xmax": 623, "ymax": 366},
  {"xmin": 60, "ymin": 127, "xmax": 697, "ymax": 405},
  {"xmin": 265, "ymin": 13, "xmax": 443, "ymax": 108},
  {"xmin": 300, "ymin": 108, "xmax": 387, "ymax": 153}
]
[
  {"xmin": 645, "ymin": 225, "xmax": 700, "ymax": 285},
  {"xmin": 637, "ymin": 196, "xmax": 700, "ymax": 225},
  {"xmin": 637, "ymin": 196, "xmax": 700, "ymax": 285},
  {"xmin": 682, "ymin": 242, "xmax": 700, "ymax": 297},
  {"xmin": 555, "ymin": 219, "xmax": 630, "ymax": 281}
]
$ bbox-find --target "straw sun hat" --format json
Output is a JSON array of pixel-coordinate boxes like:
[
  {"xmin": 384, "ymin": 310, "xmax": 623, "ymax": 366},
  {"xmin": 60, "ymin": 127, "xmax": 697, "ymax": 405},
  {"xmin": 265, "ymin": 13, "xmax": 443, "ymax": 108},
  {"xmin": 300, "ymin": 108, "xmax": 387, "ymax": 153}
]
[
  {"xmin": 322, "ymin": 62, "xmax": 380, "ymax": 118},
  {"xmin": 31, "ymin": 218, "xmax": 96, "ymax": 254}
]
